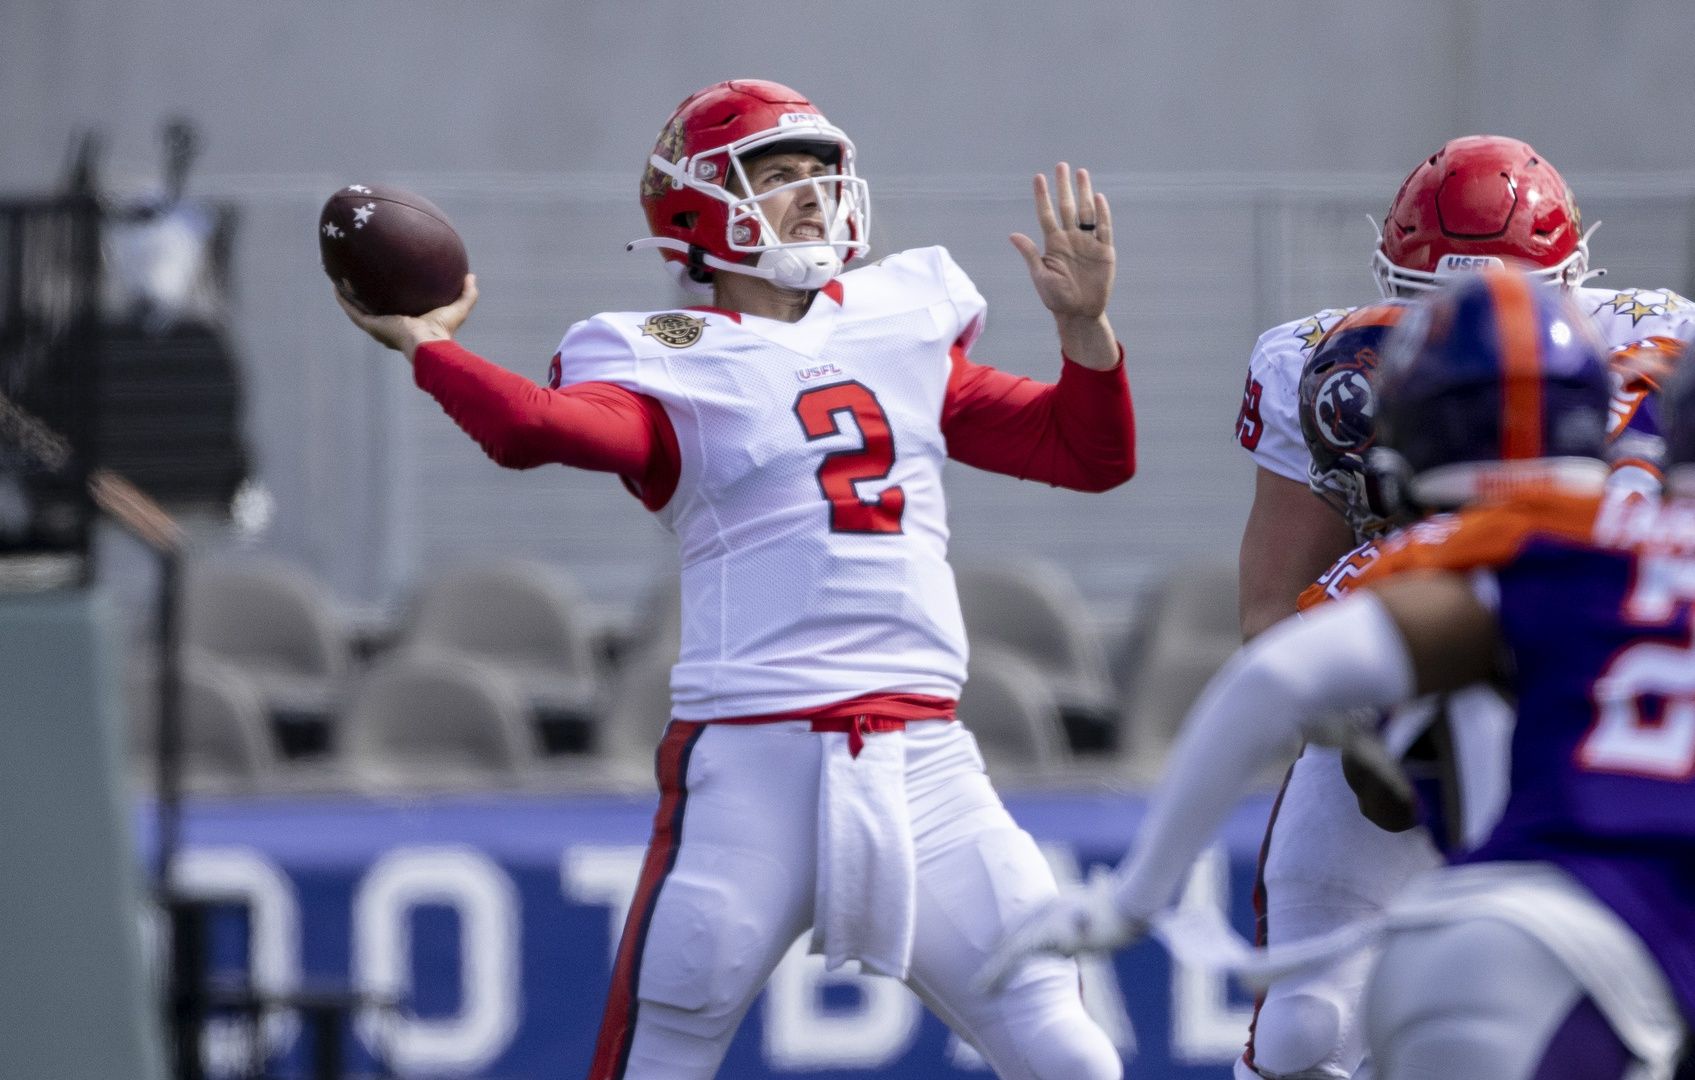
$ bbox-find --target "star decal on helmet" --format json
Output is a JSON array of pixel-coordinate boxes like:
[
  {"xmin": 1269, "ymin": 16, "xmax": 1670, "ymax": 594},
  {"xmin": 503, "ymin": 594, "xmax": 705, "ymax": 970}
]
[
  {"xmin": 1294, "ymin": 308, "xmax": 1354, "ymax": 353},
  {"xmin": 642, "ymin": 117, "xmax": 688, "ymax": 201},
  {"xmin": 1593, "ymin": 289, "xmax": 1692, "ymax": 326}
]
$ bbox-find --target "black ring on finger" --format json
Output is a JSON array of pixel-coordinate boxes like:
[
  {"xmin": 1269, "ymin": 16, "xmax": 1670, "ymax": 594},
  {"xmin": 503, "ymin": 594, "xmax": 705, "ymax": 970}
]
[{"xmin": 1078, "ymin": 221, "xmax": 1097, "ymax": 231}]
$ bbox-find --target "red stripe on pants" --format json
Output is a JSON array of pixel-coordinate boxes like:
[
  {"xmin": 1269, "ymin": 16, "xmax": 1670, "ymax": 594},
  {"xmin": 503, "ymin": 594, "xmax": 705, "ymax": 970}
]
[{"xmin": 587, "ymin": 720, "xmax": 705, "ymax": 1080}]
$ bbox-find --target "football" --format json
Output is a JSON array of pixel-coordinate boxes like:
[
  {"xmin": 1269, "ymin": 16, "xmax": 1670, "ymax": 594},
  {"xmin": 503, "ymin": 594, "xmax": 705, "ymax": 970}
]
[{"xmin": 318, "ymin": 183, "xmax": 468, "ymax": 316}]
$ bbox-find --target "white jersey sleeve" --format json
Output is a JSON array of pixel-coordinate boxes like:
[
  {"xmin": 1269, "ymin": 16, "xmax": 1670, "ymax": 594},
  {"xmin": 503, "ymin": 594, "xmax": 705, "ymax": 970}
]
[
  {"xmin": 859, "ymin": 246, "xmax": 987, "ymax": 354},
  {"xmin": 548, "ymin": 315, "xmax": 641, "ymax": 392},
  {"xmin": 1235, "ymin": 307, "xmax": 1356, "ymax": 483},
  {"xmin": 933, "ymin": 246, "xmax": 988, "ymax": 353},
  {"xmin": 1575, "ymin": 286, "xmax": 1695, "ymax": 349},
  {"xmin": 1577, "ymin": 286, "xmax": 1695, "ymax": 493}
]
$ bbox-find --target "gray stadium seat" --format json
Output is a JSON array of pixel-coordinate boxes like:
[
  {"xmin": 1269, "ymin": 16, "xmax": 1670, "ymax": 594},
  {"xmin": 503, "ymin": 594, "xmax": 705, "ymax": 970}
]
[
  {"xmin": 959, "ymin": 644, "xmax": 1071, "ymax": 782},
  {"xmin": 565, "ymin": 580, "xmax": 695, "ymax": 790},
  {"xmin": 1107, "ymin": 577, "xmax": 1169, "ymax": 699},
  {"xmin": 1121, "ymin": 558, "xmax": 1247, "ymax": 779},
  {"xmin": 181, "ymin": 556, "xmax": 351, "ymax": 754},
  {"xmin": 339, "ymin": 653, "xmax": 536, "ymax": 790},
  {"xmin": 600, "ymin": 635, "xmax": 676, "ymax": 761},
  {"xmin": 954, "ymin": 560, "xmax": 1119, "ymax": 752},
  {"xmin": 403, "ymin": 560, "xmax": 603, "ymax": 753},
  {"xmin": 127, "ymin": 650, "xmax": 277, "ymax": 793}
]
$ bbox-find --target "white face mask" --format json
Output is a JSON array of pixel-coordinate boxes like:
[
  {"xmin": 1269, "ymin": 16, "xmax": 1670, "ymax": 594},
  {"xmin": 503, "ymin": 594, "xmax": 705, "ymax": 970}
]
[
  {"xmin": 629, "ymin": 116, "xmax": 872, "ymax": 290},
  {"xmin": 727, "ymin": 166, "xmax": 859, "ymax": 290},
  {"xmin": 1368, "ymin": 220, "xmax": 1602, "ymax": 299}
]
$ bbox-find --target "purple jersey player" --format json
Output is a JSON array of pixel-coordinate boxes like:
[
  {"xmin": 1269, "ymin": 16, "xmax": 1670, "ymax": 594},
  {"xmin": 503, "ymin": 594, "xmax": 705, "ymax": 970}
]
[{"xmin": 985, "ymin": 268, "xmax": 1694, "ymax": 1079}]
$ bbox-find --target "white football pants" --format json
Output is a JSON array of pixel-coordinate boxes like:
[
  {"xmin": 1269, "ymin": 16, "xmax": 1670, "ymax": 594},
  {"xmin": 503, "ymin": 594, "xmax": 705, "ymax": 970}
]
[
  {"xmin": 1362, "ymin": 861, "xmax": 1688, "ymax": 1080},
  {"xmin": 588, "ymin": 719, "xmax": 1122, "ymax": 1080},
  {"xmin": 1240, "ymin": 745, "xmax": 1440, "ymax": 1080},
  {"xmin": 1364, "ymin": 918, "xmax": 1644, "ymax": 1080}
]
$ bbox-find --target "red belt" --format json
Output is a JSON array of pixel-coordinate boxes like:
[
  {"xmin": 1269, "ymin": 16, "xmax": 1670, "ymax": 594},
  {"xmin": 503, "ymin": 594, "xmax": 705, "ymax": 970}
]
[
  {"xmin": 704, "ymin": 692, "xmax": 957, "ymax": 758},
  {"xmin": 808, "ymin": 714, "xmax": 909, "ymax": 758}
]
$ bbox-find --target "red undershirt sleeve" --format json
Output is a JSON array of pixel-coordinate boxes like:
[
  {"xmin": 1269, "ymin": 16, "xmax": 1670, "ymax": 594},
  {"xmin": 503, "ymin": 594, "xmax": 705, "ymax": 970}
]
[
  {"xmin": 940, "ymin": 342, "xmax": 1136, "ymax": 492},
  {"xmin": 412, "ymin": 339, "xmax": 682, "ymax": 510}
]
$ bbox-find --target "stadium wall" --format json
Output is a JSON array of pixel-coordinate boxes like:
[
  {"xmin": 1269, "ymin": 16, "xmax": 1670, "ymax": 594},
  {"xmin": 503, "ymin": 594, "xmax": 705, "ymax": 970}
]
[{"xmin": 5, "ymin": 0, "xmax": 1695, "ymax": 616}]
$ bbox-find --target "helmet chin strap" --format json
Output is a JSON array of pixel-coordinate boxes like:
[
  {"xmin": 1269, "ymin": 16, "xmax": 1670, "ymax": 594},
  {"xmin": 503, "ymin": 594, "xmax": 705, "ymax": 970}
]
[
  {"xmin": 754, "ymin": 243, "xmax": 842, "ymax": 290},
  {"xmin": 626, "ymin": 237, "xmax": 842, "ymax": 291}
]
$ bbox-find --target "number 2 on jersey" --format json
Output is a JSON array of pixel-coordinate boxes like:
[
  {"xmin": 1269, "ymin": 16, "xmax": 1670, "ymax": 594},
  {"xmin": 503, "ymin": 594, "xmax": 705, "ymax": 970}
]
[
  {"xmin": 793, "ymin": 381, "xmax": 905, "ymax": 534},
  {"xmin": 1577, "ymin": 553, "xmax": 1695, "ymax": 779}
]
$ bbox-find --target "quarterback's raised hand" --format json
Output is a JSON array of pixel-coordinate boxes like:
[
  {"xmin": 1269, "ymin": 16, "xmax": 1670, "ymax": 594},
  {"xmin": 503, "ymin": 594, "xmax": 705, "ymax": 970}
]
[
  {"xmin": 1011, "ymin": 163, "xmax": 1118, "ymax": 370},
  {"xmin": 976, "ymin": 866, "xmax": 1147, "ymax": 994}
]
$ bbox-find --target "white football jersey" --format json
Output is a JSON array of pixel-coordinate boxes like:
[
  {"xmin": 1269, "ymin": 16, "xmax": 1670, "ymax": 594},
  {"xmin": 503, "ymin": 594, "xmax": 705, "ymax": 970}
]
[
  {"xmin": 1236, "ymin": 286, "xmax": 1695, "ymax": 483},
  {"xmin": 553, "ymin": 247, "xmax": 986, "ymax": 720}
]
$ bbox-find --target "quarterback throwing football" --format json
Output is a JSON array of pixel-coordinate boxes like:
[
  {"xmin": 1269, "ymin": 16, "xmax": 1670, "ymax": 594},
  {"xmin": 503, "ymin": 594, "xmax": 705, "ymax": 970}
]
[{"xmin": 336, "ymin": 79, "xmax": 1133, "ymax": 1079}]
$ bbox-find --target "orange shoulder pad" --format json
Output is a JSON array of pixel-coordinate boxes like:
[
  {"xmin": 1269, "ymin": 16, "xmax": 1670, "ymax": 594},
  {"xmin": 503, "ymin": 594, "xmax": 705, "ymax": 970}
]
[
  {"xmin": 1298, "ymin": 539, "xmax": 1384, "ymax": 611},
  {"xmin": 1609, "ymin": 335, "xmax": 1683, "ymax": 389},
  {"xmin": 1608, "ymin": 335, "xmax": 1684, "ymax": 440},
  {"xmin": 1352, "ymin": 492, "xmax": 1602, "ymax": 588}
]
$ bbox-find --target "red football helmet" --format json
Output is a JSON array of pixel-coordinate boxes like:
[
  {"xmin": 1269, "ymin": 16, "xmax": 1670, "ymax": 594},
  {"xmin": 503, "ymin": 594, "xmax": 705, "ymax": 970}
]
[
  {"xmin": 628, "ymin": 79, "xmax": 870, "ymax": 291},
  {"xmin": 1372, "ymin": 136, "xmax": 1593, "ymax": 297}
]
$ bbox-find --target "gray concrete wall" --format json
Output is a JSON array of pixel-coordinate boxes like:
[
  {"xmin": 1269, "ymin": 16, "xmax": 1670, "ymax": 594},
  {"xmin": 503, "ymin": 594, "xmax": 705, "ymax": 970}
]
[
  {"xmin": 0, "ymin": 591, "xmax": 166, "ymax": 1080},
  {"xmin": 6, "ymin": 0, "xmax": 1695, "ymax": 617},
  {"xmin": 10, "ymin": 0, "xmax": 1695, "ymax": 183}
]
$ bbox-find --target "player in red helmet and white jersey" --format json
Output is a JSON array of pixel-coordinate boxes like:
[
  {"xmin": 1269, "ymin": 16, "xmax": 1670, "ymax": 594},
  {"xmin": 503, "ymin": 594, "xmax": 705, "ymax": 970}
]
[
  {"xmin": 1238, "ymin": 135, "xmax": 1695, "ymax": 640},
  {"xmin": 335, "ymin": 78, "xmax": 1131, "ymax": 1080},
  {"xmin": 1230, "ymin": 302, "xmax": 1444, "ymax": 1080},
  {"xmin": 1227, "ymin": 136, "xmax": 1695, "ymax": 1080}
]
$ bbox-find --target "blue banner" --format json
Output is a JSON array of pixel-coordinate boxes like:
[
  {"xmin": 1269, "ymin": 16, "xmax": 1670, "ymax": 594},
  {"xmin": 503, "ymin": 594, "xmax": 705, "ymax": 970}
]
[{"xmin": 140, "ymin": 789, "xmax": 1274, "ymax": 1078}]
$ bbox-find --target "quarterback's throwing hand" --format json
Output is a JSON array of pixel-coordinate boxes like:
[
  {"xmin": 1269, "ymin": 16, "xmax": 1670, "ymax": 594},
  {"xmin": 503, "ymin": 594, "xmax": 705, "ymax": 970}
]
[
  {"xmin": 975, "ymin": 867, "xmax": 1146, "ymax": 994},
  {"xmin": 335, "ymin": 273, "xmax": 479, "ymax": 363},
  {"xmin": 1010, "ymin": 163, "xmax": 1114, "ymax": 323}
]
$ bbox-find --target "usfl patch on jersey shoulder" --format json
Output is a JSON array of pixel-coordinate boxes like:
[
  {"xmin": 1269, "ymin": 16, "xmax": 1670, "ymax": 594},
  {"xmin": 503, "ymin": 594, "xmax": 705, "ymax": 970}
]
[{"xmin": 641, "ymin": 312, "xmax": 708, "ymax": 348}]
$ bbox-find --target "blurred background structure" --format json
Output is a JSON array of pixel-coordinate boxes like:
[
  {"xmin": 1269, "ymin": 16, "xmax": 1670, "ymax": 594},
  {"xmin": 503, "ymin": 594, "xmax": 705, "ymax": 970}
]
[
  {"xmin": 4, "ymin": 1, "xmax": 1694, "ymax": 1076},
  {"xmin": 9, "ymin": 0, "xmax": 1695, "ymax": 616}
]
